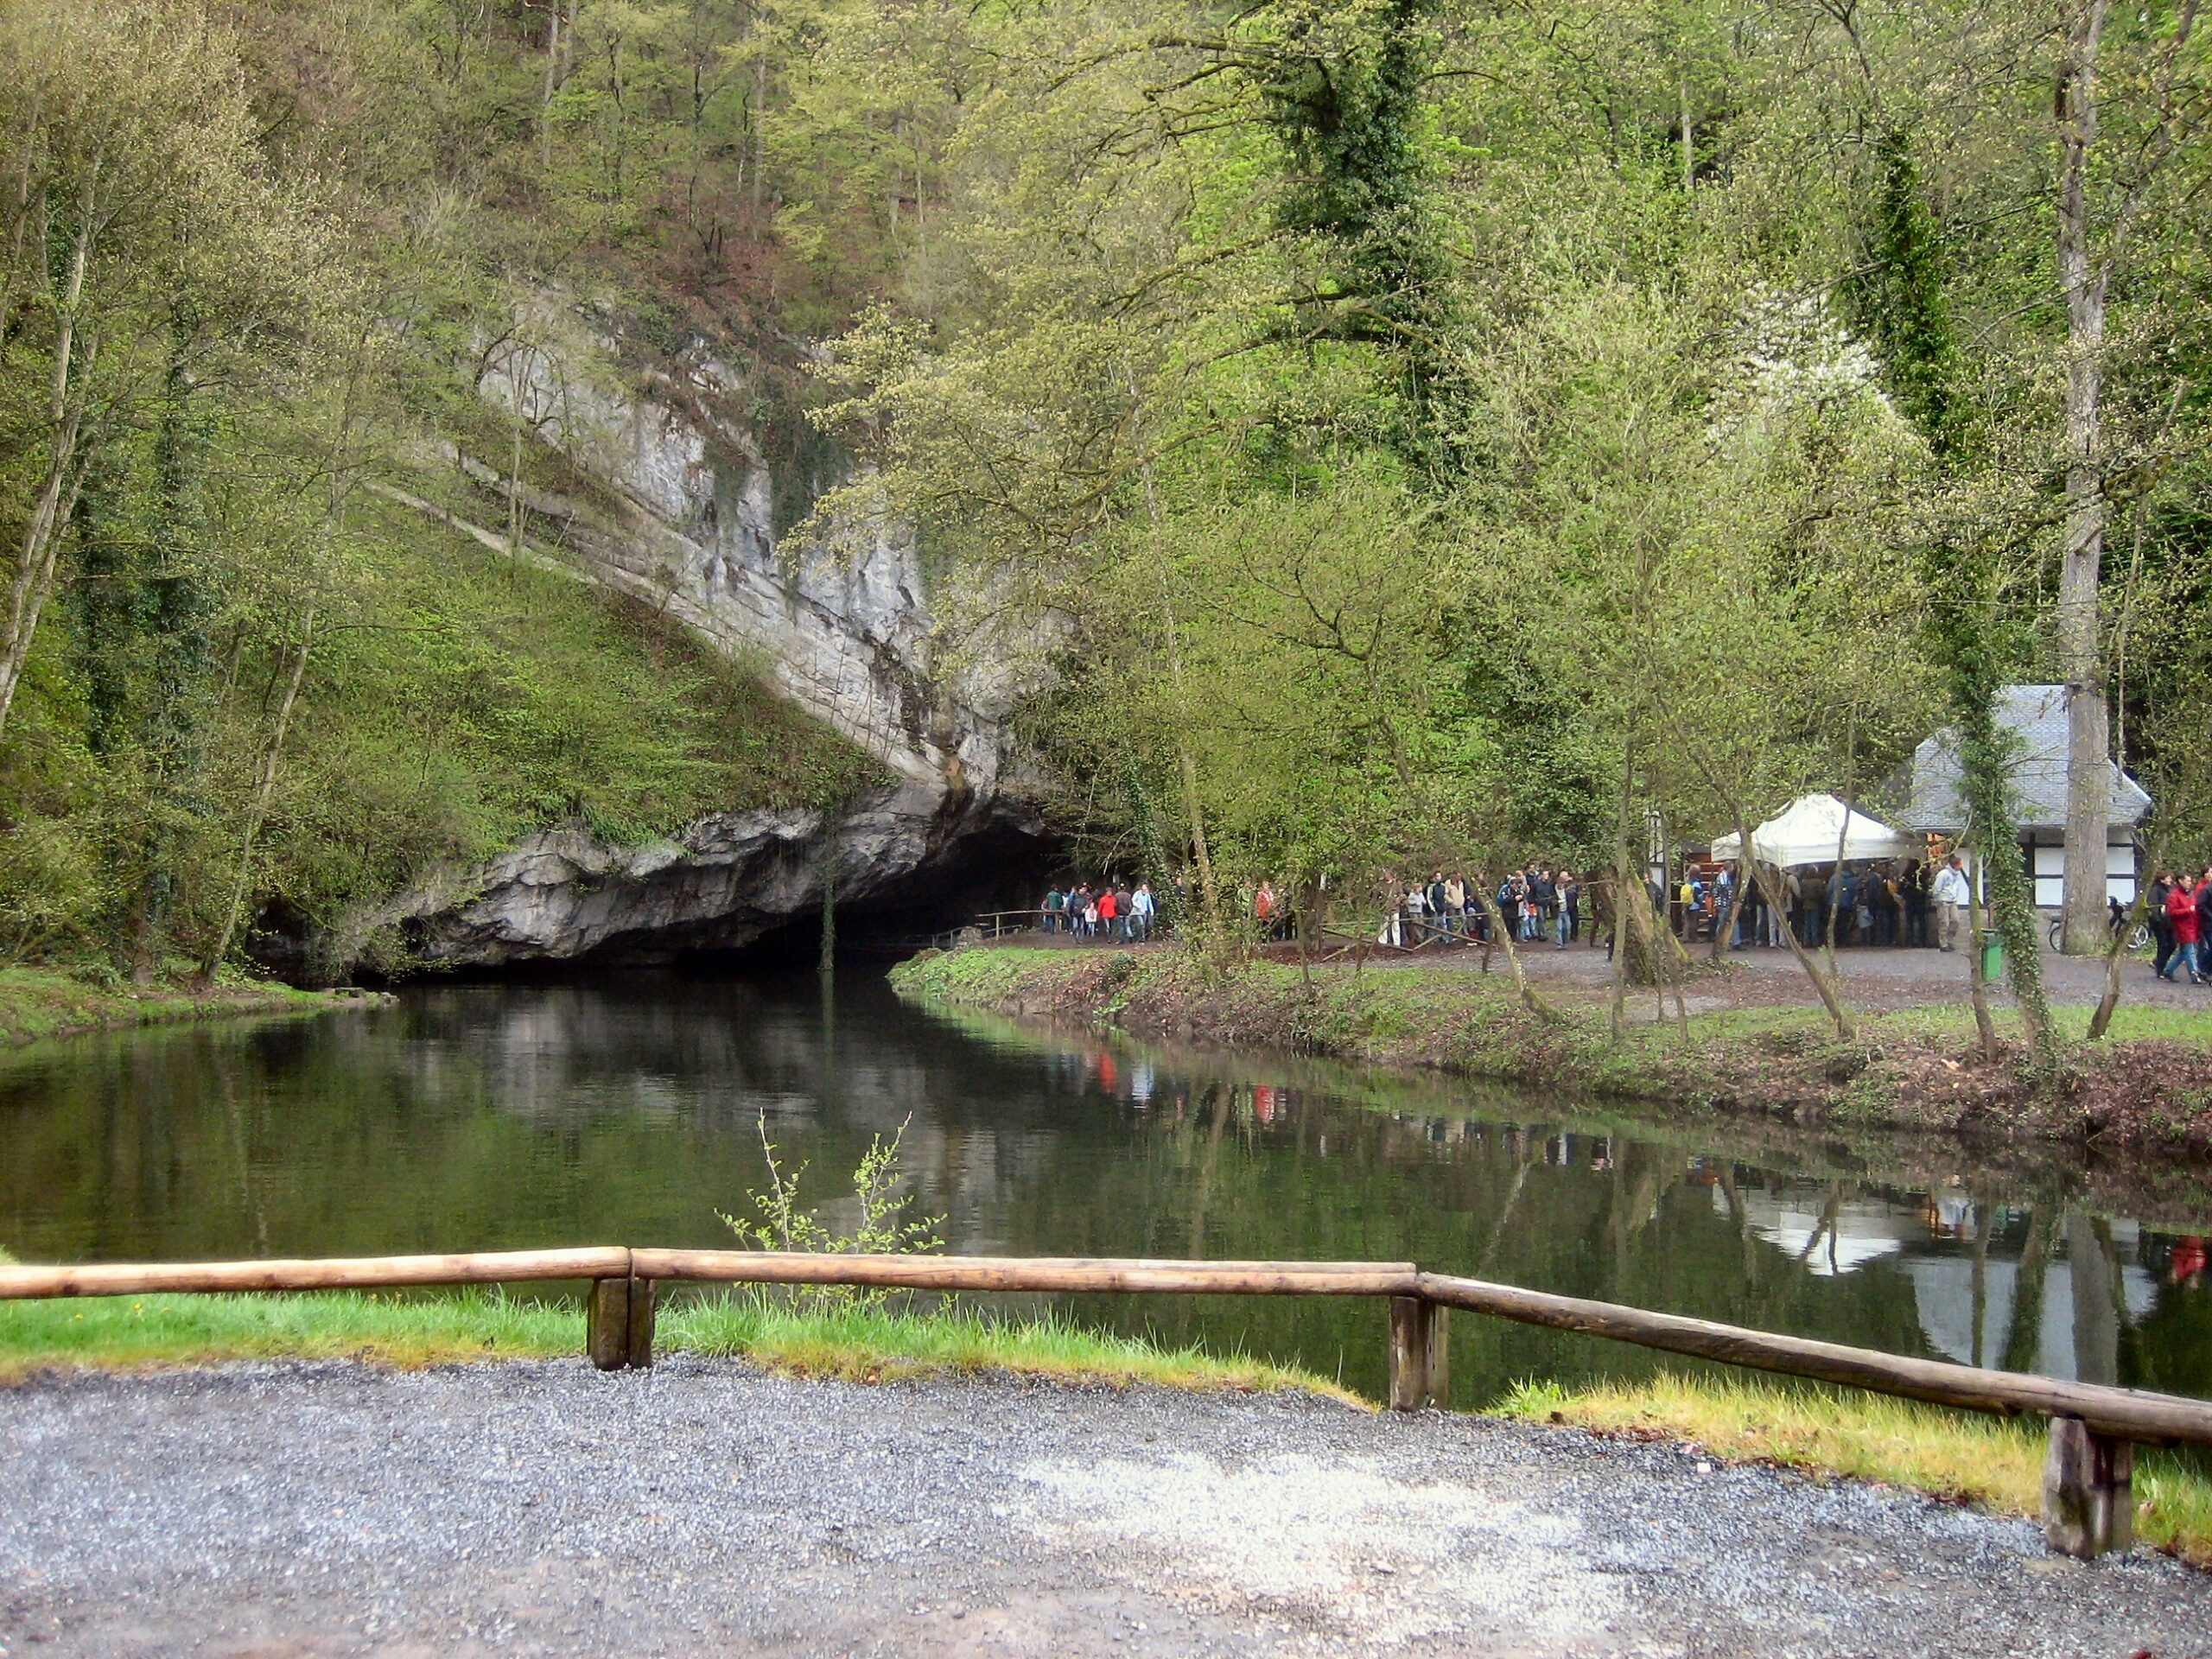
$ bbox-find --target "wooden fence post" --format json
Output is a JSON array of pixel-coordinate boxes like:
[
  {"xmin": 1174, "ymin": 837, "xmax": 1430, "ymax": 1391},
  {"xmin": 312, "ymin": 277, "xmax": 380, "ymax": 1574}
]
[
  {"xmin": 586, "ymin": 1274, "xmax": 657, "ymax": 1370},
  {"xmin": 587, "ymin": 1276, "xmax": 632, "ymax": 1370},
  {"xmin": 624, "ymin": 1274, "xmax": 656, "ymax": 1370},
  {"xmin": 1389, "ymin": 1295, "xmax": 1446, "ymax": 1410},
  {"xmin": 2043, "ymin": 1414, "xmax": 2133, "ymax": 1558}
]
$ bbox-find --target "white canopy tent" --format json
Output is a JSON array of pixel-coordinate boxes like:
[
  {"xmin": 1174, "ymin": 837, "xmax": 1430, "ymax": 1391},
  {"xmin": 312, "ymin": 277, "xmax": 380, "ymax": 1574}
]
[{"xmin": 1709, "ymin": 794, "xmax": 1918, "ymax": 868}]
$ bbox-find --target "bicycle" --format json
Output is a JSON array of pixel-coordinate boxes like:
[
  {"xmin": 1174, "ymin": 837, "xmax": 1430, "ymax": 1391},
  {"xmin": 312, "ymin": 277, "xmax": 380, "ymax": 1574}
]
[{"xmin": 2048, "ymin": 908, "xmax": 2152, "ymax": 954}]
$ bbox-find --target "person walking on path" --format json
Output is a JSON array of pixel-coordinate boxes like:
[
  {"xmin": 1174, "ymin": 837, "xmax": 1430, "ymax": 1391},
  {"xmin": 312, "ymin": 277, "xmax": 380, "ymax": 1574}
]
[
  {"xmin": 2150, "ymin": 871, "xmax": 2176, "ymax": 977},
  {"xmin": 2196, "ymin": 870, "xmax": 2212, "ymax": 984},
  {"xmin": 2159, "ymin": 873, "xmax": 2202, "ymax": 984},
  {"xmin": 1931, "ymin": 856, "xmax": 1969, "ymax": 952},
  {"xmin": 1128, "ymin": 882, "xmax": 1154, "ymax": 944}
]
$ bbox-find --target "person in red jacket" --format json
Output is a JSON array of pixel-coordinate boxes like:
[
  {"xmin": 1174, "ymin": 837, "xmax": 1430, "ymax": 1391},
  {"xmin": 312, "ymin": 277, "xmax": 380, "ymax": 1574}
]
[{"xmin": 2161, "ymin": 874, "xmax": 2203, "ymax": 984}]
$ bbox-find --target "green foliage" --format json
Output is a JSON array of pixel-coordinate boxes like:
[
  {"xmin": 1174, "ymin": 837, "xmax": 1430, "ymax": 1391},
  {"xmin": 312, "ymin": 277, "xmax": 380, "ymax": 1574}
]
[
  {"xmin": 4, "ymin": 0, "xmax": 2212, "ymax": 988},
  {"xmin": 1850, "ymin": 129, "xmax": 1967, "ymax": 459},
  {"xmin": 721, "ymin": 1113, "xmax": 946, "ymax": 1310}
]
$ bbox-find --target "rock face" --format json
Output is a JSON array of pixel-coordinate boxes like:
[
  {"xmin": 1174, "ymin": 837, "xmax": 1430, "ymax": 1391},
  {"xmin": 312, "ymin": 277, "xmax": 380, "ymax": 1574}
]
[
  {"xmin": 472, "ymin": 319, "xmax": 1021, "ymax": 798},
  {"xmin": 322, "ymin": 313, "xmax": 1049, "ymax": 977},
  {"xmin": 343, "ymin": 785, "xmax": 1045, "ymax": 973}
]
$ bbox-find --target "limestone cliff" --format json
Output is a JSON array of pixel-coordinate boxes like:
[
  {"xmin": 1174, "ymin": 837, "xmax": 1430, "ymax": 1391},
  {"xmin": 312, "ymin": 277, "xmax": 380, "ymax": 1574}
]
[{"xmin": 327, "ymin": 314, "xmax": 1046, "ymax": 976}]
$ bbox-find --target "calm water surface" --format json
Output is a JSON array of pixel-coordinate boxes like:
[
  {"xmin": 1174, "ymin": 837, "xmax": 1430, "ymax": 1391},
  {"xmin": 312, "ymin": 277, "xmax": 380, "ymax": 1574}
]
[{"xmin": 3, "ymin": 971, "xmax": 2209, "ymax": 1405}]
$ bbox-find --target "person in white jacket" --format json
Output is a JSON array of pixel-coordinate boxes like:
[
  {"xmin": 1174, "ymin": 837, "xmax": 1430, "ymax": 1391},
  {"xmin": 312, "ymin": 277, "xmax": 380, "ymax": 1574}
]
[{"xmin": 1930, "ymin": 856, "xmax": 1970, "ymax": 952}]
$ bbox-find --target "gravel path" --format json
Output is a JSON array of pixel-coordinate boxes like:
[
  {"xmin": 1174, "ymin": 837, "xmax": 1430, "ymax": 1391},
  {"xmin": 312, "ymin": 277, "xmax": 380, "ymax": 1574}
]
[{"xmin": 3, "ymin": 1359, "xmax": 2207, "ymax": 1658}]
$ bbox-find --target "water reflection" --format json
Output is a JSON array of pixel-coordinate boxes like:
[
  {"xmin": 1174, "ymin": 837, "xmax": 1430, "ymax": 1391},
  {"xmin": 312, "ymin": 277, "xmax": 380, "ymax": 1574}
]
[{"xmin": 0, "ymin": 971, "xmax": 2206, "ymax": 1404}]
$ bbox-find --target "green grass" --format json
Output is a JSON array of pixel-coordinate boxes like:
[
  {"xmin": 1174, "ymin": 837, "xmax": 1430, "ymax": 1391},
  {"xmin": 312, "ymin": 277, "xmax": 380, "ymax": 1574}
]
[
  {"xmin": 0, "ymin": 1287, "xmax": 578, "ymax": 1377},
  {"xmin": 661, "ymin": 1295, "xmax": 1353, "ymax": 1397},
  {"xmin": 0, "ymin": 965, "xmax": 336, "ymax": 1049},
  {"xmin": 0, "ymin": 1281, "xmax": 1350, "ymax": 1401},
  {"xmin": 1497, "ymin": 1371, "xmax": 2212, "ymax": 1568}
]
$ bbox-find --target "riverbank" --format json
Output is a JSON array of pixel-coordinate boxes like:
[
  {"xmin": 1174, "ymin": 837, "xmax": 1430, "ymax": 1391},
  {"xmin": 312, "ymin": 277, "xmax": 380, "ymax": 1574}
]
[
  {"xmin": 888, "ymin": 947, "xmax": 2212, "ymax": 1159},
  {"xmin": 0, "ymin": 964, "xmax": 359, "ymax": 1049}
]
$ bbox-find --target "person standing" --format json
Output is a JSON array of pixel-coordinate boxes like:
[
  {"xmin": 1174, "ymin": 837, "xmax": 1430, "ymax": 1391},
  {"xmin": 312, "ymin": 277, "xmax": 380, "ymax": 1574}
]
[
  {"xmin": 1129, "ymin": 882, "xmax": 1155, "ymax": 944},
  {"xmin": 2160, "ymin": 873, "xmax": 2202, "ymax": 984},
  {"xmin": 1254, "ymin": 880, "xmax": 1276, "ymax": 940},
  {"xmin": 1043, "ymin": 887, "xmax": 1064, "ymax": 934},
  {"xmin": 1558, "ymin": 870, "xmax": 1580, "ymax": 947},
  {"xmin": 2149, "ymin": 870, "xmax": 2176, "ymax": 977},
  {"xmin": 1442, "ymin": 872, "xmax": 1465, "ymax": 937},
  {"xmin": 1931, "ymin": 855, "xmax": 1969, "ymax": 952},
  {"xmin": 1904, "ymin": 861, "xmax": 1929, "ymax": 948}
]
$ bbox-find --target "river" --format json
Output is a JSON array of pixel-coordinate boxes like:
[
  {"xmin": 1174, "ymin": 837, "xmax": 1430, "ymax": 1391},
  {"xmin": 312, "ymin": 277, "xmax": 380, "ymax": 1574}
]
[{"xmin": 3, "ymin": 970, "xmax": 2208, "ymax": 1405}]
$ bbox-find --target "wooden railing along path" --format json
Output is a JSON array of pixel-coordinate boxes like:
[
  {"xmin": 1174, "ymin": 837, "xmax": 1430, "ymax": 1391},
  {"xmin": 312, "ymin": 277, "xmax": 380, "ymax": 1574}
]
[{"xmin": 5, "ymin": 1247, "xmax": 2206, "ymax": 1560}]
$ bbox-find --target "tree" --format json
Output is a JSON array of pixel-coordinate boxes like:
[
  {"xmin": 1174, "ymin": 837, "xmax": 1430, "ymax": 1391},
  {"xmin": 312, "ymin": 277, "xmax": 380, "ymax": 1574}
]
[
  {"xmin": 2050, "ymin": 0, "xmax": 2203, "ymax": 954},
  {"xmin": 0, "ymin": 2, "xmax": 331, "ymax": 751}
]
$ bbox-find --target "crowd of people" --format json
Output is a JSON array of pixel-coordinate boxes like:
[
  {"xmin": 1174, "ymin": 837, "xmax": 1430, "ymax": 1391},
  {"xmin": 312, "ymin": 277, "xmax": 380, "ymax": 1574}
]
[
  {"xmin": 1028, "ymin": 855, "xmax": 2212, "ymax": 983},
  {"xmin": 1039, "ymin": 880, "xmax": 1158, "ymax": 944},
  {"xmin": 1680, "ymin": 859, "xmax": 1968, "ymax": 951},
  {"xmin": 1376, "ymin": 867, "xmax": 1586, "ymax": 948}
]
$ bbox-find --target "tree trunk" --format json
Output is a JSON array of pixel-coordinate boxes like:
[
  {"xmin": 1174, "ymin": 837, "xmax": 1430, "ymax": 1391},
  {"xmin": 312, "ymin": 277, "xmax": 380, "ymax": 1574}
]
[
  {"xmin": 201, "ymin": 600, "xmax": 317, "ymax": 977},
  {"xmin": 1680, "ymin": 81, "xmax": 1694, "ymax": 192},
  {"xmin": 1964, "ymin": 861, "xmax": 2002, "ymax": 1062},
  {"xmin": 2056, "ymin": 0, "xmax": 2115, "ymax": 956},
  {"xmin": 0, "ymin": 162, "xmax": 99, "ymax": 748},
  {"xmin": 1710, "ymin": 867, "xmax": 1748, "ymax": 964},
  {"xmin": 1475, "ymin": 887, "xmax": 1559, "ymax": 1023},
  {"xmin": 539, "ymin": 0, "xmax": 563, "ymax": 167},
  {"xmin": 1739, "ymin": 820, "xmax": 1856, "ymax": 1040},
  {"xmin": 2087, "ymin": 833, "xmax": 2161, "ymax": 1039},
  {"xmin": 1135, "ymin": 427, "xmax": 1221, "ymax": 938},
  {"xmin": 1609, "ymin": 748, "xmax": 1636, "ymax": 1041}
]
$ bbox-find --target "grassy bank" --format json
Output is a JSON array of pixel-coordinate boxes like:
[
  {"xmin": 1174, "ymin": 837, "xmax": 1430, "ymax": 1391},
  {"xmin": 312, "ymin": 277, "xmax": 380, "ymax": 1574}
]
[
  {"xmin": 1498, "ymin": 1371, "xmax": 2212, "ymax": 1569},
  {"xmin": 888, "ymin": 947, "xmax": 2212, "ymax": 1157},
  {"xmin": 0, "ymin": 965, "xmax": 350, "ymax": 1049},
  {"xmin": 0, "ymin": 1284, "xmax": 1343, "ymax": 1400}
]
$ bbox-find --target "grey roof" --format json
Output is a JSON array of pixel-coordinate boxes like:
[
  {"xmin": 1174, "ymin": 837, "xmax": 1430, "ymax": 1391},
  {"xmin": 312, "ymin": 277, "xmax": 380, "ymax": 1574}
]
[{"xmin": 1903, "ymin": 684, "xmax": 2152, "ymax": 833}]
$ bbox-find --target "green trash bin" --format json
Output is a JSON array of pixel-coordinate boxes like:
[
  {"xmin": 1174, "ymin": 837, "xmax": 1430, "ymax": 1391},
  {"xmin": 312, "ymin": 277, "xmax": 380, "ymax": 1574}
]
[{"xmin": 1981, "ymin": 935, "xmax": 2005, "ymax": 981}]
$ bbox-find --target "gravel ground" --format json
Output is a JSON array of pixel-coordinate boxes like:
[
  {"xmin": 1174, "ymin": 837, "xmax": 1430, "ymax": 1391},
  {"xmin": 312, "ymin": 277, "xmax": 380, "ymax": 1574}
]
[{"xmin": 3, "ymin": 1359, "xmax": 2207, "ymax": 1658}]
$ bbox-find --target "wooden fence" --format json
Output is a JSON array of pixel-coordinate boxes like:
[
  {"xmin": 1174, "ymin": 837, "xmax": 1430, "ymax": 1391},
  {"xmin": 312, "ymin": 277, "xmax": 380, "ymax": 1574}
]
[{"xmin": 5, "ymin": 1247, "xmax": 2207, "ymax": 1560}]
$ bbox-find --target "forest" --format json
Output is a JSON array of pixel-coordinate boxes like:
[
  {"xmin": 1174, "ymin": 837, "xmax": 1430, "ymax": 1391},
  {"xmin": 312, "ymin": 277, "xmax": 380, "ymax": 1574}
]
[{"xmin": 2, "ymin": 0, "xmax": 2209, "ymax": 999}]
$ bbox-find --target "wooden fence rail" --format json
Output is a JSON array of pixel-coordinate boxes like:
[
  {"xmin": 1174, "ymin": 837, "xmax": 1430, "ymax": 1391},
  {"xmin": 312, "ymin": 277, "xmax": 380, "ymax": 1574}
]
[{"xmin": 3, "ymin": 1247, "xmax": 2204, "ymax": 1560}]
